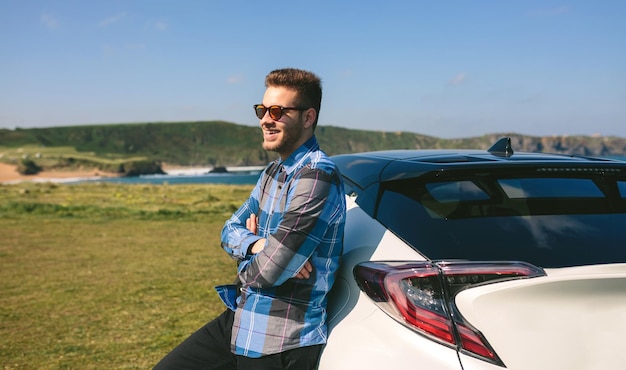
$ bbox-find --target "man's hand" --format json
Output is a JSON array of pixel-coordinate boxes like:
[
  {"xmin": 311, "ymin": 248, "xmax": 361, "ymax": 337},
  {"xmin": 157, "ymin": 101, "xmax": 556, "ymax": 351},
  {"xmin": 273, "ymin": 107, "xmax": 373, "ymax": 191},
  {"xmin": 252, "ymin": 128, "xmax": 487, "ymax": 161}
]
[
  {"xmin": 249, "ymin": 238, "xmax": 266, "ymax": 254},
  {"xmin": 294, "ymin": 260, "xmax": 313, "ymax": 279},
  {"xmin": 246, "ymin": 214, "xmax": 258, "ymax": 235},
  {"xmin": 246, "ymin": 214, "xmax": 266, "ymax": 254}
]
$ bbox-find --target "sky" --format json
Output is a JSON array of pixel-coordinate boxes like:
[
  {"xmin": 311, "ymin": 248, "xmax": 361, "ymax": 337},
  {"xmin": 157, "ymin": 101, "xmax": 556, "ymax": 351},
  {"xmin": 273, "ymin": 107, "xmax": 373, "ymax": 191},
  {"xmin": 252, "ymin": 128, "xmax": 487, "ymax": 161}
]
[{"xmin": 1, "ymin": 0, "xmax": 625, "ymax": 139}]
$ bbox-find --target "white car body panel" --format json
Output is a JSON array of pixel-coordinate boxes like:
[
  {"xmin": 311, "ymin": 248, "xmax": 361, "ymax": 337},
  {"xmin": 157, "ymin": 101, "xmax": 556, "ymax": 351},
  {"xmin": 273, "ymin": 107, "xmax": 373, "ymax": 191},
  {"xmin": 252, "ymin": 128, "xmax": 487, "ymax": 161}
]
[
  {"xmin": 455, "ymin": 264, "xmax": 626, "ymax": 370},
  {"xmin": 320, "ymin": 292, "xmax": 465, "ymax": 370},
  {"xmin": 326, "ymin": 197, "xmax": 423, "ymax": 324},
  {"xmin": 320, "ymin": 197, "xmax": 471, "ymax": 369}
]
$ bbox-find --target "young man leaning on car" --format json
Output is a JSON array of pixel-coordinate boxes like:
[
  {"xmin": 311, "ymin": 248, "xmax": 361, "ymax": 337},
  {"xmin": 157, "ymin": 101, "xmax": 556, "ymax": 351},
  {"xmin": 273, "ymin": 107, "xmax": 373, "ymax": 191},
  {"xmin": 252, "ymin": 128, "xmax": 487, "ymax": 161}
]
[{"xmin": 153, "ymin": 68, "xmax": 346, "ymax": 370}]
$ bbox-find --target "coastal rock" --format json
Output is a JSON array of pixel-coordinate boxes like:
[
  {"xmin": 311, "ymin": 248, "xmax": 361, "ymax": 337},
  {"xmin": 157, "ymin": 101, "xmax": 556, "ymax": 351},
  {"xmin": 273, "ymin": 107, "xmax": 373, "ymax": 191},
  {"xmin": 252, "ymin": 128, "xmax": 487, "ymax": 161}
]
[
  {"xmin": 208, "ymin": 166, "xmax": 228, "ymax": 173},
  {"xmin": 120, "ymin": 160, "xmax": 166, "ymax": 177}
]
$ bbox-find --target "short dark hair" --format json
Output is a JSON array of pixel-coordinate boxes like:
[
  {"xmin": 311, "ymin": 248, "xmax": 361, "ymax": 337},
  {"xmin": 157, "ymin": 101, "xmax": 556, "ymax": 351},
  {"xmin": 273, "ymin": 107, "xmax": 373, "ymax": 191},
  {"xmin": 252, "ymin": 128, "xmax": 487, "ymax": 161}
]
[{"xmin": 265, "ymin": 68, "xmax": 322, "ymax": 128}]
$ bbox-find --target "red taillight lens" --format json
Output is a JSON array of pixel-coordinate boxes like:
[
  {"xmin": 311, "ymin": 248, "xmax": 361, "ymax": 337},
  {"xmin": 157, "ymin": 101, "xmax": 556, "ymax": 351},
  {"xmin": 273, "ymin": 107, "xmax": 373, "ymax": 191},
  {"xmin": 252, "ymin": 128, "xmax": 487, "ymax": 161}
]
[{"xmin": 353, "ymin": 261, "xmax": 545, "ymax": 366}]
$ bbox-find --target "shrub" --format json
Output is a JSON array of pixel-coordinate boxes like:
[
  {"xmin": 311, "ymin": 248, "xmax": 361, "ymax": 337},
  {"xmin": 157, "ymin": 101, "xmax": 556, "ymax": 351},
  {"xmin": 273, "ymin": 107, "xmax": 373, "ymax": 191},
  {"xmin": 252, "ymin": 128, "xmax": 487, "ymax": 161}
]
[{"xmin": 17, "ymin": 159, "xmax": 42, "ymax": 175}]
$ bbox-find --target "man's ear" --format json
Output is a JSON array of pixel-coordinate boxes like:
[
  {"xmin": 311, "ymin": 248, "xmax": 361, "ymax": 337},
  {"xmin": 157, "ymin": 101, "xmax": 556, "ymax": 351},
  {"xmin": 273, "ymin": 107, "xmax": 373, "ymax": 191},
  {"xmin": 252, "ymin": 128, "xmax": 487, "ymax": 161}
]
[{"xmin": 303, "ymin": 108, "xmax": 316, "ymax": 129}]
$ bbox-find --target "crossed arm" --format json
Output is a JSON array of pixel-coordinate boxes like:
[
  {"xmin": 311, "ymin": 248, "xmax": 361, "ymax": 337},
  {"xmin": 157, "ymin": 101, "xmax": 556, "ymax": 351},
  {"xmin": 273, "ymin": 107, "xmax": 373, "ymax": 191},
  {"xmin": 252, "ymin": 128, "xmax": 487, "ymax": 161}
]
[
  {"xmin": 221, "ymin": 168, "xmax": 336, "ymax": 288},
  {"xmin": 246, "ymin": 213, "xmax": 313, "ymax": 280}
]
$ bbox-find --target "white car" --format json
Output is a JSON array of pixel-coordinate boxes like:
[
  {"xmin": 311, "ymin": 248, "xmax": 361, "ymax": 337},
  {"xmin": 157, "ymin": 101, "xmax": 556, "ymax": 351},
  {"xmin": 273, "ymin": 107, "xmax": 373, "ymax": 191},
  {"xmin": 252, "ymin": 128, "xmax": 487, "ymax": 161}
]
[{"xmin": 319, "ymin": 138, "xmax": 626, "ymax": 370}]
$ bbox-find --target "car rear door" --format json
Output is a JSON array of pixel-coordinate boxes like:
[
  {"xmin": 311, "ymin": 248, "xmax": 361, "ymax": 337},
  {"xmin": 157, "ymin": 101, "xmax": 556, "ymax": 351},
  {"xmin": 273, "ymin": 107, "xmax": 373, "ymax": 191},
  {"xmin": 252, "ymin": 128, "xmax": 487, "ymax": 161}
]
[{"xmin": 455, "ymin": 263, "xmax": 626, "ymax": 370}]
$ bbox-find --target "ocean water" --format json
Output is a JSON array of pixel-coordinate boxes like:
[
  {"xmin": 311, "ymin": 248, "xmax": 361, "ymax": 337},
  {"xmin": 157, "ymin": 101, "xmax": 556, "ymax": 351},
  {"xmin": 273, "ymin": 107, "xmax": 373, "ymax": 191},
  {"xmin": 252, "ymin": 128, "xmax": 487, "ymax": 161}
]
[{"xmin": 78, "ymin": 171, "xmax": 262, "ymax": 185}]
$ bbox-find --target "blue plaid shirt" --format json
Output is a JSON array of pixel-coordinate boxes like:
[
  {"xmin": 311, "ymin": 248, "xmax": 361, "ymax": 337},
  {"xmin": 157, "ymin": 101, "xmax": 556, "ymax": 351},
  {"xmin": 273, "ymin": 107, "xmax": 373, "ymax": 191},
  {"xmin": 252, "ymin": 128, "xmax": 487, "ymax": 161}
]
[{"xmin": 216, "ymin": 136, "xmax": 346, "ymax": 358}]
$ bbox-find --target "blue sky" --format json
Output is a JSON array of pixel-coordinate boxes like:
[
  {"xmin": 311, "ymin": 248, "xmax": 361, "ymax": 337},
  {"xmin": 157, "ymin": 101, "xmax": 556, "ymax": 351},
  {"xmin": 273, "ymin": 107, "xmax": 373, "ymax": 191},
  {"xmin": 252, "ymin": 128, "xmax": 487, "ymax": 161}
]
[{"xmin": 1, "ymin": 0, "xmax": 625, "ymax": 138}]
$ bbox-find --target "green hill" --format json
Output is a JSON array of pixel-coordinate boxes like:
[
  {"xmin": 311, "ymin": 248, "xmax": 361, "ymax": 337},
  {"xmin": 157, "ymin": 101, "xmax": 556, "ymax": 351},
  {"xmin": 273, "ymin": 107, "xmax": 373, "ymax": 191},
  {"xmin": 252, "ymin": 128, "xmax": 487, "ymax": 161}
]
[{"xmin": 1, "ymin": 121, "xmax": 625, "ymax": 172}]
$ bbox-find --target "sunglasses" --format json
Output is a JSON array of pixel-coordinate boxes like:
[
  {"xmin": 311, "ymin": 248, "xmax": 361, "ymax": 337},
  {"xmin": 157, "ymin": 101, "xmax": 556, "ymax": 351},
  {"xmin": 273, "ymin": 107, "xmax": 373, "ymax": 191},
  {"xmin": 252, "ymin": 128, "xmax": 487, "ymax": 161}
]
[{"xmin": 253, "ymin": 104, "xmax": 307, "ymax": 120}]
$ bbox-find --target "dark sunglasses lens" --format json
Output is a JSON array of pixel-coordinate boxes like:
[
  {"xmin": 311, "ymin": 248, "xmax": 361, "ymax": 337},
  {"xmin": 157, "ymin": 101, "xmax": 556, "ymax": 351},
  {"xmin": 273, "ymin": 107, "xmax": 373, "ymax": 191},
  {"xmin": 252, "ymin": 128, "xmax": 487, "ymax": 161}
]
[
  {"xmin": 268, "ymin": 106, "xmax": 283, "ymax": 120},
  {"xmin": 254, "ymin": 105, "xmax": 266, "ymax": 119}
]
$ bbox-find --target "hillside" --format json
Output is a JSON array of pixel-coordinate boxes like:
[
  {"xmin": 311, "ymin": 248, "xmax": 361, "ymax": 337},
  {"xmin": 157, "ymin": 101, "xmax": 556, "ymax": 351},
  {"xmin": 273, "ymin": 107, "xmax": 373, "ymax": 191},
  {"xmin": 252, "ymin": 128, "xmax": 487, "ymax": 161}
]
[{"xmin": 1, "ymin": 121, "xmax": 625, "ymax": 169}]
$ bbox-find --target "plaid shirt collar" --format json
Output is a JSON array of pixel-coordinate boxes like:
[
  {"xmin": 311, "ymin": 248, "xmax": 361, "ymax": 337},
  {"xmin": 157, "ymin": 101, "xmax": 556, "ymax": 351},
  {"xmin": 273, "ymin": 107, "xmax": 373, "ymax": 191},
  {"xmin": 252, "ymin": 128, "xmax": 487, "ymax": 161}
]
[{"xmin": 278, "ymin": 135, "xmax": 319, "ymax": 175}]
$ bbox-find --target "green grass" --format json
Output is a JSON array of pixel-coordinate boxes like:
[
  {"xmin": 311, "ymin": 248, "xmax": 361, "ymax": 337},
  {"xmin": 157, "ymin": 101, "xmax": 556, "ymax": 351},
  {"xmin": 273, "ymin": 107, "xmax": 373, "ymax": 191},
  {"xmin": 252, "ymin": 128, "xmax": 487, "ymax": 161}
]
[{"xmin": 0, "ymin": 182, "xmax": 253, "ymax": 369}]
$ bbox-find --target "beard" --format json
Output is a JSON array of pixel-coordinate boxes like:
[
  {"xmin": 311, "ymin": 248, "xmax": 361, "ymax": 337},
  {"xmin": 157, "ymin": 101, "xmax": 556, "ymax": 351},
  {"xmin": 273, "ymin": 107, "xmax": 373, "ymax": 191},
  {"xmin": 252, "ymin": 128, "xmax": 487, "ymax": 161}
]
[{"xmin": 262, "ymin": 117, "xmax": 305, "ymax": 156}]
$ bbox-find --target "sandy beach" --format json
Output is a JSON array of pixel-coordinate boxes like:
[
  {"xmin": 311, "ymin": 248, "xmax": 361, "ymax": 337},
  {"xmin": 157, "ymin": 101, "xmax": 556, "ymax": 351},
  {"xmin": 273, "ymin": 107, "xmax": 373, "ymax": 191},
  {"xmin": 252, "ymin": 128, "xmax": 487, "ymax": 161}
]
[
  {"xmin": 0, "ymin": 162, "xmax": 119, "ymax": 184},
  {"xmin": 0, "ymin": 162, "xmax": 267, "ymax": 185}
]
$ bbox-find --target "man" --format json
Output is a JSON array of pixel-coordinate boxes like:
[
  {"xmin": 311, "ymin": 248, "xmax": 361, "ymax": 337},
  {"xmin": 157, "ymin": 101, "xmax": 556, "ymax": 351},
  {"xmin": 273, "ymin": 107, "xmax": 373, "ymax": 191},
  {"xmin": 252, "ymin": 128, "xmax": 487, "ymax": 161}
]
[{"xmin": 154, "ymin": 68, "xmax": 346, "ymax": 370}]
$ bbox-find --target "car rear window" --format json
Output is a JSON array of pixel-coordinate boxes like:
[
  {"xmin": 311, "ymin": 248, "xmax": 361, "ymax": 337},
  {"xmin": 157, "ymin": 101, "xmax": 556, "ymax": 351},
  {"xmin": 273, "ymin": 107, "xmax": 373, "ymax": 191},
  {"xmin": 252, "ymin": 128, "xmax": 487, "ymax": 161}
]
[
  {"xmin": 426, "ymin": 181, "xmax": 490, "ymax": 202},
  {"xmin": 376, "ymin": 173, "xmax": 626, "ymax": 268},
  {"xmin": 498, "ymin": 178, "xmax": 604, "ymax": 198}
]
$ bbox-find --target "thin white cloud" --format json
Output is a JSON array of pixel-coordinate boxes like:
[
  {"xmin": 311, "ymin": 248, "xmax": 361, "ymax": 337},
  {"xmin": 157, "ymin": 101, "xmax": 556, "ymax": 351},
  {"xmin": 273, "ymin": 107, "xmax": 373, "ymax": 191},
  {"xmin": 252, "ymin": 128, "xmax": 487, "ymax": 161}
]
[
  {"xmin": 40, "ymin": 13, "xmax": 59, "ymax": 29},
  {"xmin": 154, "ymin": 20, "xmax": 169, "ymax": 31},
  {"xmin": 525, "ymin": 6, "xmax": 570, "ymax": 17},
  {"xmin": 98, "ymin": 12, "xmax": 128, "ymax": 27},
  {"xmin": 227, "ymin": 73, "xmax": 245, "ymax": 84},
  {"xmin": 448, "ymin": 73, "xmax": 468, "ymax": 86}
]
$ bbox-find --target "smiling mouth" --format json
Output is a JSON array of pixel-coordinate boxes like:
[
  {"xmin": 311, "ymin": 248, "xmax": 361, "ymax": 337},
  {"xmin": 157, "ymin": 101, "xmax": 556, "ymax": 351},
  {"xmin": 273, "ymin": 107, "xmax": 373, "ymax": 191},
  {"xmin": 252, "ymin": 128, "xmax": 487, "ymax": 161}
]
[{"xmin": 264, "ymin": 129, "xmax": 280, "ymax": 138}]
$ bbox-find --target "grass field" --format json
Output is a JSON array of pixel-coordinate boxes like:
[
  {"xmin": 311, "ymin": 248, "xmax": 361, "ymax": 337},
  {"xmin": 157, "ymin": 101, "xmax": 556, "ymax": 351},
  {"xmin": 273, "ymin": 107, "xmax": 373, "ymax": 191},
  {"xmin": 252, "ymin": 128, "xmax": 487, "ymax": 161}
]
[{"xmin": 0, "ymin": 182, "xmax": 253, "ymax": 369}]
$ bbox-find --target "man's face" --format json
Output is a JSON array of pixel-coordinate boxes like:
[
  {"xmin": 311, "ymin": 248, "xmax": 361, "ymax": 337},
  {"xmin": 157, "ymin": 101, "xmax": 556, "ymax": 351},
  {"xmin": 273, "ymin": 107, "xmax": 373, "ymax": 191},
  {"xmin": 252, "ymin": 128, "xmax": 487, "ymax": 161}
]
[{"xmin": 259, "ymin": 86, "xmax": 311, "ymax": 159}]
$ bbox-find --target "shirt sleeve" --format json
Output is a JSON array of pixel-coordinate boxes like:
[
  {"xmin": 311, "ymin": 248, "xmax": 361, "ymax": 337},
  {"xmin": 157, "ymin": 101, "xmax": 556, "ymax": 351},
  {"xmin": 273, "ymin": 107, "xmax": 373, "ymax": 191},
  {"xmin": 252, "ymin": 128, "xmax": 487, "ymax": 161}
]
[
  {"xmin": 220, "ymin": 182, "xmax": 262, "ymax": 261},
  {"xmin": 238, "ymin": 167, "xmax": 340, "ymax": 288}
]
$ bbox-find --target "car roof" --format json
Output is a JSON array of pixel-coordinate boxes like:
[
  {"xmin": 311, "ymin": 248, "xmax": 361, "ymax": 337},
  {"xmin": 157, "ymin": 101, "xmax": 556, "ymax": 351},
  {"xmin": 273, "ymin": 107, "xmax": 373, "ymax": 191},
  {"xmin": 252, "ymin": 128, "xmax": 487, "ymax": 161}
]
[{"xmin": 331, "ymin": 138, "xmax": 626, "ymax": 191}]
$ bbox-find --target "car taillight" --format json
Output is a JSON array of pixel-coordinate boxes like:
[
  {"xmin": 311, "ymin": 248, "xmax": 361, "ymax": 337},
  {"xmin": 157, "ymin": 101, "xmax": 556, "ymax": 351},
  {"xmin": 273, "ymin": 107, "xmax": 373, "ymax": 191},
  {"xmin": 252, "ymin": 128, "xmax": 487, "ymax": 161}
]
[{"xmin": 353, "ymin": 260, "xmax": 546, "ymax": 367}]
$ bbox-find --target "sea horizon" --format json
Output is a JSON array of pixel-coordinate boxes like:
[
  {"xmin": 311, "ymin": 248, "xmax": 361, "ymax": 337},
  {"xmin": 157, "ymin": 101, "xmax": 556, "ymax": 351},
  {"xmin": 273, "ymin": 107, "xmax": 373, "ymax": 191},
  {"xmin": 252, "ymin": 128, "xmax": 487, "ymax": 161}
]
[{"xmin": 77, "ymin": 166, "xmax": 264, "ymax": 186}]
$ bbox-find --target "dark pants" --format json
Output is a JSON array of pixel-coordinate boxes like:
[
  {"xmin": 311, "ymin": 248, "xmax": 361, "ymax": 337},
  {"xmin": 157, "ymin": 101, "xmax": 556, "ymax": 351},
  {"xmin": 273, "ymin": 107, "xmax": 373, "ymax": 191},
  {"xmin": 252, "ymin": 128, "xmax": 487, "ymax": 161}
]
[{"xmin": 153, "ymin": 309, "xmax": 323, "ymax": 370}]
